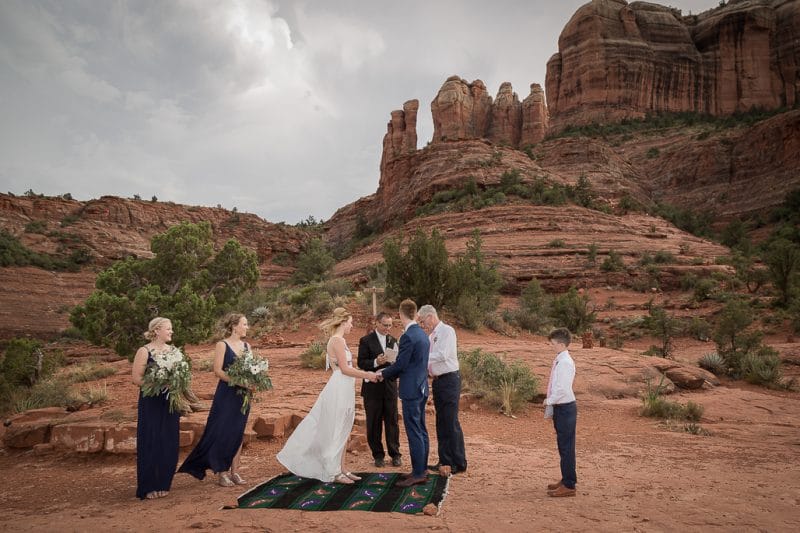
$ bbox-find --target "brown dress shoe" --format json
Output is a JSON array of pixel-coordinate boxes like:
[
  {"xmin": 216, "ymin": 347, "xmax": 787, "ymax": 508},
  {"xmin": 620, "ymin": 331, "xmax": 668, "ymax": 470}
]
[
  {"xmin": 398, "ymin": 471, "xmax": 414, "ymax": 480},
  {"xmin": 547, "ymin": 480, "xmax": 562, "ymax": 491},
  {"xmin": 547, "ymin": 485, "xmax": 576, "ymax": 497},
  {"xmin": 396, "ymin": 476, "xmax": 427, "ymax": 487}
]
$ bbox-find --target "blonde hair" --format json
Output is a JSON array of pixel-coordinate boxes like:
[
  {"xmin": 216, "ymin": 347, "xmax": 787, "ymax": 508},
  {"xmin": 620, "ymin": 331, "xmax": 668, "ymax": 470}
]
[
  {"xmin": 220, "ymin": 313, "xmax": 246, "ymax": 337},
  {"xmin": 143, "ymin": 317, "xmax": 171, "ymax": 341},
  {"xmin": 318, "ymin": 307, "xmax": 352, "ymax": 336}
]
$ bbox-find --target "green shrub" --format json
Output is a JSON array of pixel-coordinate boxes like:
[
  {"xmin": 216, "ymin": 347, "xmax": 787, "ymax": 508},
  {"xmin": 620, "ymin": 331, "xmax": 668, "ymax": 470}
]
[
  {"xmin": 741, "ymin": 346, "xmax": 783, "ymax": 387},
  {"xmin": 642, "ymin": 303, "xmax": 679, "ymax": 358},
  {"xmin": 646, "ymin": 147, "xmax": 660, "ymax": 158},
  {"xmin": 300, "ymin": 341, "xmax": 326, "ymax": 369},
  {"xmin": 24, "ymin": 220, "xmax": 47, "ymax": 234},
  {"xmin": 513, "ymin": 279, "xmax": 552, "ymax": 333},
  {"xmin": 685, "ymin": 317, "xmax": 711, "ymax": 341},
  {"xmin": 1, "ymin": 339, "xmax": 64, "ymax": 387},
  {"xmin": 271, "ymin": 252, "xmax": 293, "ymax": 266},
  {"xmin": 712, "ymin": 297, "xmax": 763, "ymax": 377},
  {"xmin": 587, "ymin": 243, "xmax": 598, "ymax": 265},
  {"xmin": 459, "ymin": 349, "xmax": 538, "ymax": 416},
  {"xmin": 292, "ymin": 238, "xmax": 335, "ymax": 284},
  {"xmin": 601, "ymin": 250, "xmax": 625, "ymax": 272},
  {"xmin": 640, "ymin": 376, "xmax": 704, "ymax": 421},
  {"xmin": 698, "ymin": 352, "xmax": 726, "ymax": 375},
  {"xmin": 70, "ymin": 221, "xmax": 258, "ymax": 359},
  {"xmin": 549, "ymin": 287, "xmax": 596, "ymax": 334},
  {"xmin": 10, "ymin": 377, "xmax": 74, "ymax": 413},
  {"xmin": 763, "ymin": 238, "xmax": 800, "ymax": 307},
  {"xmin": 384, "ymin": 229, "xmax": 501, "ymax": 327},
  {"xmin": 692, "ymin": 278, "xmax": 717, "ymax": 302}
]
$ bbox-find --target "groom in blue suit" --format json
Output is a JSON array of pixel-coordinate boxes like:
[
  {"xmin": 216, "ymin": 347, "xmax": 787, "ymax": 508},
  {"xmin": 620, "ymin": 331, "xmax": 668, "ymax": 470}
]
[{"xmin": 378, "ymin": 299, "xmax": 430, "ymax": 487}]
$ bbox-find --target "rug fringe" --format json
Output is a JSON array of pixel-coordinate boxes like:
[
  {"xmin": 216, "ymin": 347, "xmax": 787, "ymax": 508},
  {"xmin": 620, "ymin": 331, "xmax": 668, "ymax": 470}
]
[{"xmin": 436, "ymin": 474, "xmax": 452, "ymax": 517}]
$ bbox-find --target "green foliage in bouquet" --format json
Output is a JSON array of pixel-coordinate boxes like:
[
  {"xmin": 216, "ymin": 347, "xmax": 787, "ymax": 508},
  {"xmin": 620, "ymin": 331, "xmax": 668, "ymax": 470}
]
[
  {"xmin": 226, "ymin": 345, "xmax": 273, "ymax": 414},
  {"xmin": 140, "ymin": 345, "xmax": 192, "ymax": 414},
  {"xmin": 70, "ymin": 222, "xmax": 259, "ymax": 359}
]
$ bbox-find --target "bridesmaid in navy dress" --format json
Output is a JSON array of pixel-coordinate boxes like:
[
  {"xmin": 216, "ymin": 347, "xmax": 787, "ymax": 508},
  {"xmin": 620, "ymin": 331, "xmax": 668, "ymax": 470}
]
[
  {"xmin": 132, "ymin": 317, "xmax": 180, "ymax": 500},
  {"xmin": 178, "ymin": 313, "xmax": 251, "ymax": 487}
]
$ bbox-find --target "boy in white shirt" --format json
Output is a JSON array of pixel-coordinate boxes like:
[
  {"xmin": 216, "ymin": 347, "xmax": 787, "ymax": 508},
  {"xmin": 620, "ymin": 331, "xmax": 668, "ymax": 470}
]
[{"xmin": 544, "ymin": 327, "xmax": 577, "ymax": 497}]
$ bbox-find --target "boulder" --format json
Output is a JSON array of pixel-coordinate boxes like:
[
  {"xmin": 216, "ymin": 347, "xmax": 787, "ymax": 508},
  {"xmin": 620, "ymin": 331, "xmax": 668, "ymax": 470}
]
[
  {"xmin": 3, "ymin": 421, "xmax": 51, "ymax": 449},
  {"xmin": 51, "ymin": 422, "xmax": 107, "ymax": 453},
  {"xmin": 104, "ymin": 424, "xmax": 138, "ymax": 454}
]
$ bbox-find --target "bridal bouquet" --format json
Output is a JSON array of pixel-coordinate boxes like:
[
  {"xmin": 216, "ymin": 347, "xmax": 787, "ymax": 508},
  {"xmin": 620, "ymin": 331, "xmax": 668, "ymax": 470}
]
[
  {"xmin": 141, "ymin": 345, "xmax": 192, "ymax": 414},
  {"xmin": 226, "ymin": 345, "xmax": 273, "ymax": 414}
]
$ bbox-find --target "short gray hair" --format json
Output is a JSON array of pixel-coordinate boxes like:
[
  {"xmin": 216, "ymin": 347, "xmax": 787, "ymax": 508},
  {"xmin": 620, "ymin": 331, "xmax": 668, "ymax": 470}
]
[{"xmin": 418, "ymin": 305, "xmax": 438, "ymax": 319}]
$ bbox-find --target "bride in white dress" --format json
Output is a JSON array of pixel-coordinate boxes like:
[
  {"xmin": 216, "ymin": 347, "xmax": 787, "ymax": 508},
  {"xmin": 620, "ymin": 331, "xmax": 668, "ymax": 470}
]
[{"xmin": 277, "ymin": 308, "xmax": 378, "ymax": 484}]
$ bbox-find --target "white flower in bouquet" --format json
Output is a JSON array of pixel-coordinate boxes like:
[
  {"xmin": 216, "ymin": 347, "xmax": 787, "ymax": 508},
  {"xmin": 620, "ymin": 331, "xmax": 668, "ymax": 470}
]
[
  {"xmin": 226, "ymin": 345, "xmax": 273, "ymax": 414},
  {"xmin": 140, "ymin": 345, "xmax": 192, "ymax": 414}
]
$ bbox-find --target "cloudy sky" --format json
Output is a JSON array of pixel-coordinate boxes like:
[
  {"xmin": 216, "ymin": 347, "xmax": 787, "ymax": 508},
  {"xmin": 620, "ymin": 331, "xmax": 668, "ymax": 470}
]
[{"xmin": 0, "ymin": 0, "xmax": 720, "ymax": 224}]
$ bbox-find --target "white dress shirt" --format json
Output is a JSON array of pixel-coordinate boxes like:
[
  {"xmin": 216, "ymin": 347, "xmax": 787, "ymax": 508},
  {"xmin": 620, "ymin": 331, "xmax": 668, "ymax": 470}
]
[
  {"xmin": 545, "ymin": 350, "xmax": 576, "ymax": 406},
  {"xmin": 374, "ymin": 330, "xmax": 387, "ymax": 368},
  {"xmin": 428, "ymin": 321, "xmax": 459, "ymax": 376}
]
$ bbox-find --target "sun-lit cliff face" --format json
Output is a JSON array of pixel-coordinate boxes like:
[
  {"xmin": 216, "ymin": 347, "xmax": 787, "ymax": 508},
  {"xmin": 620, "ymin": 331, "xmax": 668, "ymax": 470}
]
[{"xmin": 545, "ymin": 0, "xmax": 800, "ymax": 131}]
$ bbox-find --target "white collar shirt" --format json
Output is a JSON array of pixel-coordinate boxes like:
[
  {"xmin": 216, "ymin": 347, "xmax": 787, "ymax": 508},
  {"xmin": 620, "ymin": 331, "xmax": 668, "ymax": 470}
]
[
  {"xmin": 428, "ymin": 321, "xmax": 459, "ymax": 376},
  {"xmin": 545, "ymin": 350, "xmax": 576, "ymax": 406},
  {"xmin": 375, "ymin": 330, "xmax": 387, "ymax": 351}
]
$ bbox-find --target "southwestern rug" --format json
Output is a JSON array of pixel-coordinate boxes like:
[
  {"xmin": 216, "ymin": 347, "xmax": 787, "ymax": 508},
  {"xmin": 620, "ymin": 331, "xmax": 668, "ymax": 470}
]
[{"xmin": 235, "ymin": 472, "xmax": 449, "ymax": 514}]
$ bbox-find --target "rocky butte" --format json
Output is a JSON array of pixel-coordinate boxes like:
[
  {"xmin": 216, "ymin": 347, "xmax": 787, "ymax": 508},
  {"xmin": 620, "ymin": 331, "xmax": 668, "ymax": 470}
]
[{"xmin": 546, "ymin": 0, "xmax": 800, "ymax": 131}]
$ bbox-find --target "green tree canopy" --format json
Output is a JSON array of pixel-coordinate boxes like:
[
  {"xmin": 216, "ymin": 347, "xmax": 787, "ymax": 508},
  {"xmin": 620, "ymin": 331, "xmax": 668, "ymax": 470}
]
[{"xmin": 70, "ymin": 221, "xmax": 258, "ymax": 358}]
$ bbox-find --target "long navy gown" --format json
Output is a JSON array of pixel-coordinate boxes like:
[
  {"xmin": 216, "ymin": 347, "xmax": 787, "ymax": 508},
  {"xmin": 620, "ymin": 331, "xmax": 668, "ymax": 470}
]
[
  {"xmin": 178, "ymin": 342, "xmax": 250, "ymax": 479},
  {"xmin": 136, "ymin": 351, "xmax": 180, "ymax": 499}
]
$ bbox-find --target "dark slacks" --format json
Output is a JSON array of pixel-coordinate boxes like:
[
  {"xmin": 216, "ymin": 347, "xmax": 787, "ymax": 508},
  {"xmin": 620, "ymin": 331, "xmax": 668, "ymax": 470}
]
[
  {"xmin": 552, "ymin": 401, "xmax": 577, "ymax": 489},
  {"xmin": 401, "ymin": 396, "xmax": 429, "ymax": 478},
  {"xmin": 364, "ymin": 393, "xmax": 401, "ymax": 460},
  {"xmin": 431, "ymin": 371, "xmax": 467, "ymax": 471}
]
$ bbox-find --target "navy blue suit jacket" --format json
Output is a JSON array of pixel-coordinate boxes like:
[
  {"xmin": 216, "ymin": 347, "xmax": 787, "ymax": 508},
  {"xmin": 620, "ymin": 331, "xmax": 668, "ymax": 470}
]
[{"xmin": 380, "ymin": 323, "xmax": 430, "ymax": 400}]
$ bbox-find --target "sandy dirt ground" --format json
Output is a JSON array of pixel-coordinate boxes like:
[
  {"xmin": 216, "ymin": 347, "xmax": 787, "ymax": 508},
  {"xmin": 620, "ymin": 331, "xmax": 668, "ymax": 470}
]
[{"xmin": 1, "ymin": 325, "xmax": 799, "ymax": 532}]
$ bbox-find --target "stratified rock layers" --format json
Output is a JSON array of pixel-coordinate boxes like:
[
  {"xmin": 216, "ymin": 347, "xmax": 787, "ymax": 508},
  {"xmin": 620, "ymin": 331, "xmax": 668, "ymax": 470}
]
[{"xmin": 546, "ymin": 0, "xmax": 800, "ymax": 131}]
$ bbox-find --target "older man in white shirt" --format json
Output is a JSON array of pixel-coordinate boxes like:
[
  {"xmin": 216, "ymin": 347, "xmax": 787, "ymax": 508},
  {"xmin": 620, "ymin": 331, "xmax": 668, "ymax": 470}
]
[{"xmin": 418, "ymin": 305, "xmax": 467, "ymax": 474}]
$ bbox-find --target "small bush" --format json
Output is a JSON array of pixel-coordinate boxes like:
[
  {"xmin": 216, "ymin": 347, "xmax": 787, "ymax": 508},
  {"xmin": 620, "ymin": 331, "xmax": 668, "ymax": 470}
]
[
  {"xmin": 549, "ymin": 287, "xmax": 596, "ymax": 334},
  {"xmin": 292, "ymin": 238, "xmax": 335, "ymax": 284},
  {"xmin": 64, "ymin": 363, "xmax": 117, "ymax": 383},
  {"xmin": 459, "ymin": 349, "xmax": 538, "ymax": 416},
  {"xmin": 1, "ymin": 339, "xmax": 64, "ymax": 387},
  {"xmin": 587, "ymin": 243, "xmax": 598, "ymax": 265},
  {"xmin": 640, "ymin": 376, "xmax": 704, "ymax": 421},
  {"xmin": 646, "ymin": 147, "xmax": 660, "ymax": 158},
  {"xmin": 24, "ymin": 220, "xmax": 47, "ymax": 234},
  {"xmin": 698, "ymin": 352, "xmax": 726, "ymax": 375},
  {"xmin": 741, "ymin": 346, "xmax": 784, "ymax": 387},
  {"xmin": 300, "ymin": 341, "xmax": 326, "ymax": 369},
  {"xmin": 601, "ymin": 250, "xmax": 625, "ymax": 272},
  {"xmin": 547, "ymin": 239, "xmax": 566, "ymax": 248},
  {"xmin": 78, "ymin": 382, "xmax": 109, "ymax": 405}
]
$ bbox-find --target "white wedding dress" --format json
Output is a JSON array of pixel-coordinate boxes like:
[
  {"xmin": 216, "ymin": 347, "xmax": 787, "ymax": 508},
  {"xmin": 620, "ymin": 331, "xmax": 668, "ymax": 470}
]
[{"xmin": 276, "ymin": 346, "xmax": 356, "ymax": 482}]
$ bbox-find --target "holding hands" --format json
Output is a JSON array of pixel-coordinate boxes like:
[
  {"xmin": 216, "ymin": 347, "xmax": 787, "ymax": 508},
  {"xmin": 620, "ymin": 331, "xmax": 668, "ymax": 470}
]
[{"xmin": 365, "ymin": 371, "xmax": 380, "ymax": 383}]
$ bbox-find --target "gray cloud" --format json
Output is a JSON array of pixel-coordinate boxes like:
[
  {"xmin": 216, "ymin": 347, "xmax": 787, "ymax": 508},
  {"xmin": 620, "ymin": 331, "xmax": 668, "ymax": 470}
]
[{"xmin": 0, "ymin": 0, "xmax": 721, "ymax": 223}]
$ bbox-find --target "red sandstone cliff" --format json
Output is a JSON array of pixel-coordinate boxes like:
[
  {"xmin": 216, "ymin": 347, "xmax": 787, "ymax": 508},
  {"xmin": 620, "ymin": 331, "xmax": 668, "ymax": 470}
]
[{"xmin": 546, "ymin": 0, "xmax": 800, "ymax": 131}]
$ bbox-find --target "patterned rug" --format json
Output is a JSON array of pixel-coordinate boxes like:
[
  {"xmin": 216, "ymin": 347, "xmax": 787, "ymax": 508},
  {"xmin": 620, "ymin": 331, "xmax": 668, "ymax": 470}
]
[{"xmin": 236, "ymin": 472, "xmax": 449, "ymax": 514}]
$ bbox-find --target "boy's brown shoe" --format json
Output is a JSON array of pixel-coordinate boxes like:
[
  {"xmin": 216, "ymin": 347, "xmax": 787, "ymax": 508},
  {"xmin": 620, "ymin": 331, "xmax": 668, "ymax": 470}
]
[
  {"xmin": 547, "ymin": 485, "xmax": 576, "ymax": 497},
  {"xmin": 547, "ymin": 481, "xmax": 562, "ymax": 491}
]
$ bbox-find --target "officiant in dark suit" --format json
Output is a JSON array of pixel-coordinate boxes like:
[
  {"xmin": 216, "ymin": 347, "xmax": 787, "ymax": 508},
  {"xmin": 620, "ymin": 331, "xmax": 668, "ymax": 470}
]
[{"xmin": 357, "ymin": 312, "xmax": 402, "ymax": 468}]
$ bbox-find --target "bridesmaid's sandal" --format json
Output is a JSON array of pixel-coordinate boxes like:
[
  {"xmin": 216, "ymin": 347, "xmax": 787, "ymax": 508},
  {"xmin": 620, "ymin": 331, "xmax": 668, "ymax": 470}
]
[
  {"xmin": 145, "ymin": 492, "xmax": 159, "ymax": 499},
  {"xmin": 344, "ymin": 472, "xmax": 361, "ymax": 481},
  {"xmin": 218, "ymin": 473, "xmax": 235, "ymax": 487},
  {"xmin": 231, "ymin": 473, "xmax": 247, "ymax": 485},
  {"xmin": 333, "ymin": 473, "xmax": 354, "ymax": 484},
  {"xmin": 157, "ymin": 491, "xmax": 168, "ymax": 498}
]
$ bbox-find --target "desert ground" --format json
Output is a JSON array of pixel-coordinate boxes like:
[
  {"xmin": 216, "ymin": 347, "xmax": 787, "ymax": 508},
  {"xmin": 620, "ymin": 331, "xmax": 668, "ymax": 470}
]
[{"xmin": 1, "ymin": 310, "xmax": 799, "ymax": 533}]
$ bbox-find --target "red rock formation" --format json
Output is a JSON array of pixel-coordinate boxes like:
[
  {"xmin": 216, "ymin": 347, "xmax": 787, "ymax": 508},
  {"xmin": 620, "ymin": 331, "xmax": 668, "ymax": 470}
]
[
  {"xmin": 431, "ymin": 76, "xmax": 492, "ymax": 141},
  {"xmin": 546, "ymin": 0, "xmax": 800, "ymax": 131},
  {"xmin": 488, "ymin": 82, "xmax": 522, "ymax": 147},
  {"xmin": 520, "ymin": 83, "xmax": 549, "ymax": 147},
  {"xmin": 379, "ymin": 99, "xmax": 418, "ymax": 175}
]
